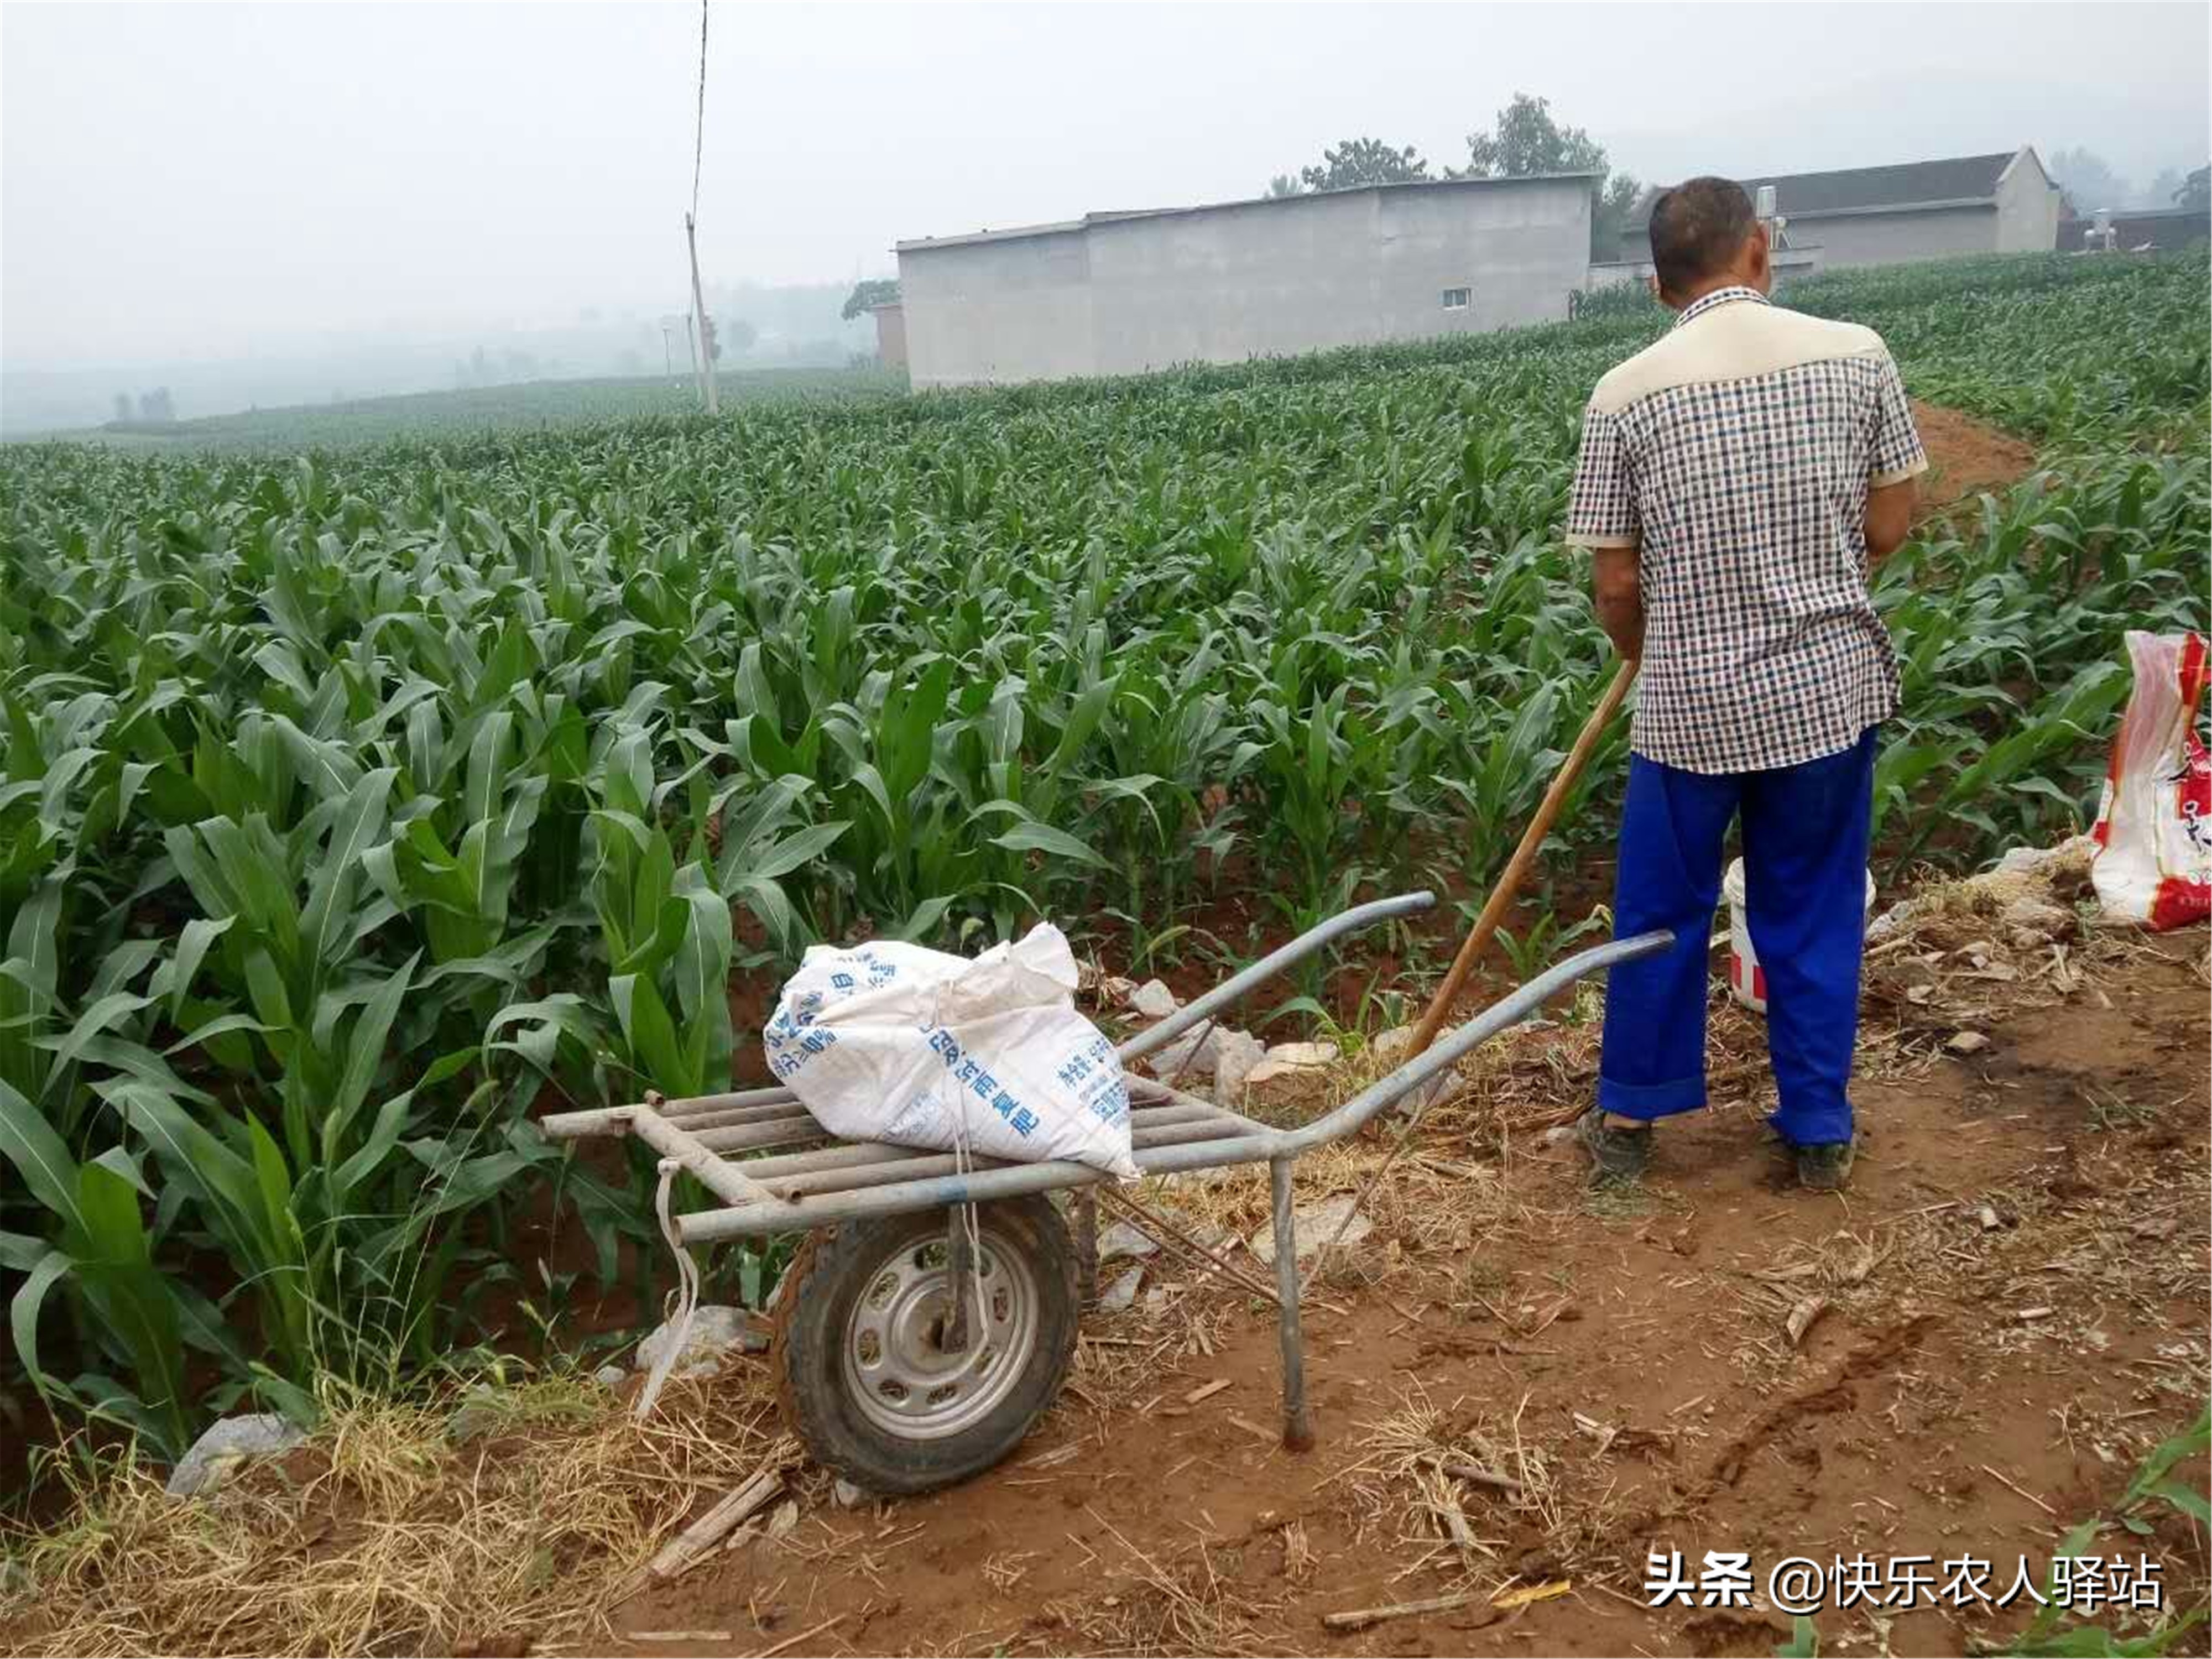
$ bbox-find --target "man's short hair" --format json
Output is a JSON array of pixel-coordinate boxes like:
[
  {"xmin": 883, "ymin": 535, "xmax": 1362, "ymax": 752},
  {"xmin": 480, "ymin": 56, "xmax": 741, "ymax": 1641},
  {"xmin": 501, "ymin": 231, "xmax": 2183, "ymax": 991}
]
[{"xmin": 1647, "ymin": 177, "xmax": 1756, "ymax": 296}]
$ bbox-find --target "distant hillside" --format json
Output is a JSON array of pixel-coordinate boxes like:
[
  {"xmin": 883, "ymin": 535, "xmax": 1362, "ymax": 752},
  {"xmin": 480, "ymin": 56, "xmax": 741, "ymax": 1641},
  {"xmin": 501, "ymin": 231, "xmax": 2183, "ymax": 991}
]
[{"xmin": 28, "ymin": 367, "xmax": 905, "ymax": 452}]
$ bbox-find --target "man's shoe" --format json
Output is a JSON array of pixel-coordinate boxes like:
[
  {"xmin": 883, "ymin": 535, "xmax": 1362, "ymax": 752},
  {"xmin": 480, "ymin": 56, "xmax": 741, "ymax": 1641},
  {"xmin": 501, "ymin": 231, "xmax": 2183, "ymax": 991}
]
[
  {"xmin": 1794, "ymin": 1139, "xmax": 1856, "ymax": 1191},
  {"xmin": 1578, "ymin": 1110, "xmax": 1650, "ymax": 1181}
]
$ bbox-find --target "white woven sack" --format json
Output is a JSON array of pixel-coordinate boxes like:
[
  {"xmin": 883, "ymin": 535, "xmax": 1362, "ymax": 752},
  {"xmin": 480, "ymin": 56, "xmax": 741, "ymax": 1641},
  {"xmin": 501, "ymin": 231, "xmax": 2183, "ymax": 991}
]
[{"xmin": 764, "ymin": 923, "xmax": 1136, "ymax": 1180}]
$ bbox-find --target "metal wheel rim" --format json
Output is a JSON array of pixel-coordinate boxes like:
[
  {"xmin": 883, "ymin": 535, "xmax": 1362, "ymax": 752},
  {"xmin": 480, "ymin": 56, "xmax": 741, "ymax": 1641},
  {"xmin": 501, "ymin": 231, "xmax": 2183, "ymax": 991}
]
[{"xmin": 842, "ymin": 1222, "xmax": 1041, "ymax": 1441}]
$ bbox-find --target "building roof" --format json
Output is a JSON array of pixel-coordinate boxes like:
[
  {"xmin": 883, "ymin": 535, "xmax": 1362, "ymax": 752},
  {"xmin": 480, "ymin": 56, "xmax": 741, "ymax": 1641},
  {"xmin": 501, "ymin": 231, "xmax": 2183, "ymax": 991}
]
[
  {"xmin": 897, "ymin": 172, "xmax": 1599, "ymax": 254},
  {"xmin": 1627, "ymin": 149, "xmax": 2037, "ymax": 228},
  {"xmin": 2058, "ymin": 205, "xmax": 2211, "ymax": 251}
]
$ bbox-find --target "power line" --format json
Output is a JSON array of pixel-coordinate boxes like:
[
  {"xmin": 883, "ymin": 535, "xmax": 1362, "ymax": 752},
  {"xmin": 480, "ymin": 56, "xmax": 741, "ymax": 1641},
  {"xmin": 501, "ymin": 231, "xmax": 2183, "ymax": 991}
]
[
  {"xmin": 684, "ymin": 0, "xmax": 719, "ymax": 415},
  {"xmin": 690, "ymin": 0, "xmax": 708, "ymax": 222}
]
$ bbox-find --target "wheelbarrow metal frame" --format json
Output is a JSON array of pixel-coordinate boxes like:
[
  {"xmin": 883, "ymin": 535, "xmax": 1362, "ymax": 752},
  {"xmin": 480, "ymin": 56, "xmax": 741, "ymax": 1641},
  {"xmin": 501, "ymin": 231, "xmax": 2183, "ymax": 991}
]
[{"xmin": 544, "ymin": 893, "xmax": 1671, "ymax": 1457}]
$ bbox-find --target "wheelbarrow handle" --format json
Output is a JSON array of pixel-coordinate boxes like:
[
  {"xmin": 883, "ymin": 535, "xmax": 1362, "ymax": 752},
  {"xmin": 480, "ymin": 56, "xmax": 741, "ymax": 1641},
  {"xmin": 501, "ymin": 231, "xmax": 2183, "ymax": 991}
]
[
  {"xmin": 1279, "ymin": 928, "xmax": 1674, "ymax": 1154},
  {"xmin": 1114, "ymin": 889, "xmax": 1437, "ymax": 1065}
]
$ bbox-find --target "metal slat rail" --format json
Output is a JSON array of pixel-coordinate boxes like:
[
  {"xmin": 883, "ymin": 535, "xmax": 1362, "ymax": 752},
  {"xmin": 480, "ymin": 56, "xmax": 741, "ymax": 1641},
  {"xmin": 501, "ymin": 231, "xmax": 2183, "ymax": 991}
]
[
  {"xmin": 543, "ymin": 894, "xmax": 1672, "ymax": 1453},
  {"xmin": 540, "ymin": 890, "xmax": 1444, "ymax": 1211}
]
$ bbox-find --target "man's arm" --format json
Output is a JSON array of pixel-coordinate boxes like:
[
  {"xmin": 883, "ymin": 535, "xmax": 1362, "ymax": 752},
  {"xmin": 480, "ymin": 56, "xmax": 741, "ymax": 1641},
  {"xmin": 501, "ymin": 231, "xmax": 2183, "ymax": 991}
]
[
  {"xmin": 1564, "ymin": 398, "xmax": 1641, "ymax": 657},
  {"xmin": 1865, "ymin": 477, "xmax": 1916, "ymax": 563},
  {"xmin": 1592, "ymin": 541, "xmax": 1643, "ymax": 662},
  {"xmin": 1865, "ymin": 349, "xmax": 1928, "ymax": 564}
]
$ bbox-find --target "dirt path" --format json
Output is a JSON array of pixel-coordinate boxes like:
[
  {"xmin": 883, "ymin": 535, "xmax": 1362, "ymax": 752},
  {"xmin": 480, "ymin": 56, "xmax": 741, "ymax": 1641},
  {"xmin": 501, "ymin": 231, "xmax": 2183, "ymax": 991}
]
[
  {"xmin": 1911, "ymin": 399, "xmax": 2039, "ymax": 516},
  {"xmin": 616, "ymin": 916, "xmax": 2208, "ymax": 1658}
]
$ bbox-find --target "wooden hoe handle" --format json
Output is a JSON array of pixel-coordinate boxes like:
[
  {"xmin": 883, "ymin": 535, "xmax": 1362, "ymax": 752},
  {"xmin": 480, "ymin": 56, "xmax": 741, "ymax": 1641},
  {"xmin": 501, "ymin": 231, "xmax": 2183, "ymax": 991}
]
[{"xmin": 1406, "ymin": 658, "xmax": 1639, "ymax": 1058}]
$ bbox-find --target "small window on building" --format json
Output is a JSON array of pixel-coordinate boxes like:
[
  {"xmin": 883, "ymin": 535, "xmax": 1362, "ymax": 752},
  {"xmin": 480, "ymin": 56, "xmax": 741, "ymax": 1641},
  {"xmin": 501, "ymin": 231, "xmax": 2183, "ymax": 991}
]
[{"xmin": 1441, "ymin": 287, "xmax": 1471, "ymax": 310}]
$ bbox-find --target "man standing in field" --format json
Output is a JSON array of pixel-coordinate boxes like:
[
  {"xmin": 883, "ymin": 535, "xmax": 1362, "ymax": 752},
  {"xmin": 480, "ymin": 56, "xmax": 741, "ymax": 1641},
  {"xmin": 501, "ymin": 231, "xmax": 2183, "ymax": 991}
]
[{"xmin": 1564, "ymin": 177, "xmax": 1926, "ymax": 1191}]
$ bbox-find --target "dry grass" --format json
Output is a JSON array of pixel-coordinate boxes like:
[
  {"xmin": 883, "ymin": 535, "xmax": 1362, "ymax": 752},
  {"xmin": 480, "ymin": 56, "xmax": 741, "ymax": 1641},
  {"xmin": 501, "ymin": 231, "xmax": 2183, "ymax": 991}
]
[
  {"xmin": 1042, "ymin": 1505, "xmax": 1286, "ymax": 1658},
  {"xmin": 1326, "ymin": 1381, "xmax": 1604, "ymax": 1588},
  {"xmin": 0, "ymin": 1368, "xmax": 780, "ymax": 1658}
]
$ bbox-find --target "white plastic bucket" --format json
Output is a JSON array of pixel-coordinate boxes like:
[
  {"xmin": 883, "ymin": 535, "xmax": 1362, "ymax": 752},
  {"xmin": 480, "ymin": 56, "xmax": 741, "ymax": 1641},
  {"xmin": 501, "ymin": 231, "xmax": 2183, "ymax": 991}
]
[{"xmin": 1723, "ymin": 857, "xmax": 1876, "ymax": 1015}]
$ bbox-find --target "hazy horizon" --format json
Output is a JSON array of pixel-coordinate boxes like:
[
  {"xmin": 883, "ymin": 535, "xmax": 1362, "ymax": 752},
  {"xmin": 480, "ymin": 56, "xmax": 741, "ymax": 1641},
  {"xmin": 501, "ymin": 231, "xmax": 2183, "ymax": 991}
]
[{"xmin": 4, "ymin": 1, "xmax": 2206, "ymax": 425}]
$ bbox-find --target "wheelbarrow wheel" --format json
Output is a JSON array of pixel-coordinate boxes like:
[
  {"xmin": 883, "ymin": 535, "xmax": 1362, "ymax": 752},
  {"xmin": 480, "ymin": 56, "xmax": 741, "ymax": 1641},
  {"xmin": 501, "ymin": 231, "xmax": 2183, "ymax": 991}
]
[{"xmin": 769, "ymin": 1194, "xmax": 1078, "ymax": 1496}]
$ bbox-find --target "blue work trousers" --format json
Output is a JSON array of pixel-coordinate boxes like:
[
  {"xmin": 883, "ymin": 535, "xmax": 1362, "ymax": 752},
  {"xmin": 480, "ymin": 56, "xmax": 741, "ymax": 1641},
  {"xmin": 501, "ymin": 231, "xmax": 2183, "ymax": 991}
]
[{"xmin": 1598, "ymin": 728, "xmax": 1877, "ymax": 1147}]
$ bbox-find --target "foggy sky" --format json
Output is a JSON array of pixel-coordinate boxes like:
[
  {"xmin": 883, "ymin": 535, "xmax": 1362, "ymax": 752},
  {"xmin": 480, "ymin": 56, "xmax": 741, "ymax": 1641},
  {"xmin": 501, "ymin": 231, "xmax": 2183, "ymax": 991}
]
[{"xmin": 4, "ymin": 1, "xmax": 2207, "ymax": 373}]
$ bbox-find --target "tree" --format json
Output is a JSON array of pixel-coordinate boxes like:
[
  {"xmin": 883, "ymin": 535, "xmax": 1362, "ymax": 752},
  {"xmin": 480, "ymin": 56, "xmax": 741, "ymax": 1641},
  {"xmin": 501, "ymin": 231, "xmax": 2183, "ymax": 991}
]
[
  {"xmin": 136, "ymin": 388, "xmax": 174, "ymax": 424},
  {"xmin": 1297, "ymin": 137, "xmax": 1430, "ymax": 193},
  {"xmin": 2143, "ymin": 168, "xmax": 2185, "ymax": 211},
  {"xmin": 1457, "ymin": 92, "xmax": 1641, "ymax": 261},
  {"xmin": 1590, "ymin": 175, "xmax": 1645, "ymax": 260},
  {"xmin": 840, "ymin": 278, "xmax": 899, "ymax": 321},
  {"xmin": 724, "ymin": 317, "xmax": 758, "ymax": 356},
  {"xmin": 2178, "ymin": 165, "xmax": 2211, "ymax": 214},
  {"xmin": 2047, "ymin": 147, "xmax": 2129, "ymax": 215},
  {"xmin": 111, "ymin": 393, "xmax": 131, "ymax": 424},
  {"xmin": 1265, "ymin": 173, "xmax": 1305, "ymax": 199}
]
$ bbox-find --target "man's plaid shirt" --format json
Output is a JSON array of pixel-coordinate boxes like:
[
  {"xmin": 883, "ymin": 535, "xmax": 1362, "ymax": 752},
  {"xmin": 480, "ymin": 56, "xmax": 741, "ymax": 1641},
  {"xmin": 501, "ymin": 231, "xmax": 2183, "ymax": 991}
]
[{"xmin": 1566, "ymin": 285, "xmax": 1928, "ymax": 775}]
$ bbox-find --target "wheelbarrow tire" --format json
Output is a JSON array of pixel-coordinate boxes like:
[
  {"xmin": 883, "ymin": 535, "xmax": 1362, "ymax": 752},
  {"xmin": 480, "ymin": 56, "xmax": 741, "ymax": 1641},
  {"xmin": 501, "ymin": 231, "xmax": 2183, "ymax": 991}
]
[{"xmin": 769, "ymin": 1194, "xmax": 1078, "ymax": 1496}]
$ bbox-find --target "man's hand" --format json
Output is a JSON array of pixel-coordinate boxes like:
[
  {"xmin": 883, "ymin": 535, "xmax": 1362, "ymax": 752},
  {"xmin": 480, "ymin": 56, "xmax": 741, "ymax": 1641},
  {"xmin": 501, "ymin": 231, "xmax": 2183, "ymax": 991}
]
[
  {"xmin": 1865, "ymin": 477, "xmax": 1916, "ymax": 563},
  {"xmin": 1592, "ymin": 542, "xmax": 1644, "ymax": 664}
]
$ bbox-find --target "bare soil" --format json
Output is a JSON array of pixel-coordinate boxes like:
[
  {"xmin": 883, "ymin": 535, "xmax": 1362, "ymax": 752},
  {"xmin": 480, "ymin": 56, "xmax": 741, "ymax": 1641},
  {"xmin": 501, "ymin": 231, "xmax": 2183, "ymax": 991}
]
[
  {"xmin": 1910, "ymin": 400, "xmax": 2041, "ymax": 515},
  {"xmin": 612, "ymin": 927, "xmax": 2209, "ymax": 1658}
]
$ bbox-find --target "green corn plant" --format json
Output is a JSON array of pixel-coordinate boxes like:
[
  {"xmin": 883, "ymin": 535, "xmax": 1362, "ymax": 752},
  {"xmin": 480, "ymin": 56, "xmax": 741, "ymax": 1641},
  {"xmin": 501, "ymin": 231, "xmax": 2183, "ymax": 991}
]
[
  {"xmin": 0, "ymin": 934, "xmax": 245, "ymax": 1460},
  {"xmin": 816, "ymin": 657, "xmax": 957, "ymax": 926},
  {"xmin": 0, "ymin": 245, "xmax": 2203, "ymax": 1465},
  {"xmin": 2000, "ymin": 1406, "xmax": 2209, "ymax": 1657},
  {"xmin": 1884, "ymin": 657, "xmax": 2130, "ymax": 877},
  {"xmin": 1, "ymin": 1087, "xmax": 201, "ymax": 1461},
  {"xmin": 584, "ymin": 728, "xmax": 733, "ymax": 1099},
  {"xmin": 1238, "ymin": 684, "xmax": 1385, "ymax": 914}
]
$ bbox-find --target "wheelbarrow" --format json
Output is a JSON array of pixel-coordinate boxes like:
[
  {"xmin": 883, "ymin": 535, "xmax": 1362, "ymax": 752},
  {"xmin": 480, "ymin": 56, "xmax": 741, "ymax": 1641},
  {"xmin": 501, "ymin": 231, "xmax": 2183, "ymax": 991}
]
[{"xmin": 544, "ymin": 893, "xmax": 1670, "ymax": 1494}]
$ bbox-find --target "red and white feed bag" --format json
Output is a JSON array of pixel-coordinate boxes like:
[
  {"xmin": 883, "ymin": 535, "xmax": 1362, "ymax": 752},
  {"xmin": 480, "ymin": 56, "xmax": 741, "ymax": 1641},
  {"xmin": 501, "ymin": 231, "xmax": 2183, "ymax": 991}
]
[{"xmin": 2089, "ymin": 630, "xmax": 2211, "ymax": 930}]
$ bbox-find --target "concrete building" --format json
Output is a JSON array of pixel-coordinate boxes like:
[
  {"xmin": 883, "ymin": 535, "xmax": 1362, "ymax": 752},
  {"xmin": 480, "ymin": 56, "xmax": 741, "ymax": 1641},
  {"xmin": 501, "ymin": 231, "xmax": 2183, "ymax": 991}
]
[
  {"xmin": 1618, "ymin": 148, "xmax": 2063, "ymax": 272},
  {"xmin": 1588, "ymin": 244, "xmax": 1824, "ymax": 293},
  {"xmin": 894, "ymin": 175, "xmax": 1594, "ymax": 389},
  {"xmin": 2057, "ymin": 205, "xmax": 2210, "ymax": 253}
]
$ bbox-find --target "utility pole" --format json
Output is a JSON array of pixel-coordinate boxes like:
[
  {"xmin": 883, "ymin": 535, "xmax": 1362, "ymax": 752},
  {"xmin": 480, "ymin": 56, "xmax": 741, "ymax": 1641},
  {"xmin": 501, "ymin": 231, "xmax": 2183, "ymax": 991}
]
[
  {"xmin": 685, "ymin": 212, "xmax": 720, "ymax": 415},
  {"xmin": 661, "ymin": 321, "xmax": 674, "ymax": 379}
]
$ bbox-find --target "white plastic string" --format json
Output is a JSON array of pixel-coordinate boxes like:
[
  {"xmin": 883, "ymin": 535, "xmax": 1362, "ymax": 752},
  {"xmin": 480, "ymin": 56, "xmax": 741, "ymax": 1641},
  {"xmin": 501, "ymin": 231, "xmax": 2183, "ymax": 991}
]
[
  {"xmin": 633, "ymin": 1156, "xmax": 701, "ymax": 1421},
  {"xmin": 931, "ymin": 985, "xmax": 988, "ymax": 1346}
]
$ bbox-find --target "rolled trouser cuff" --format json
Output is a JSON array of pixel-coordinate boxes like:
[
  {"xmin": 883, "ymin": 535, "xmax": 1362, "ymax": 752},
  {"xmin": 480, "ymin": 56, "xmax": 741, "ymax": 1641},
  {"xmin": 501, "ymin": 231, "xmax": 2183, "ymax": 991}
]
[
  {"xmin": 1597, "ymin": 1071, "xmax": 1707, "ymax": 1121},
  {"xmin": 1766, "ymin": 1102, "xmax": 1854, "ymax": 1147}
]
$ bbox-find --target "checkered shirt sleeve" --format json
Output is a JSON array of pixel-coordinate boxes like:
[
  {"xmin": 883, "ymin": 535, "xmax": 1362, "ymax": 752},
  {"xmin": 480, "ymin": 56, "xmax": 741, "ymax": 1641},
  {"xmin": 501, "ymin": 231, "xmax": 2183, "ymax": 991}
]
[
  {"xmin": 1868, "ymin": 352, "xmax": 1928, "ymax": 486},
  {"xmin": 1566, "ymin": 401, "xmax": 1638, "ymax": 549}
]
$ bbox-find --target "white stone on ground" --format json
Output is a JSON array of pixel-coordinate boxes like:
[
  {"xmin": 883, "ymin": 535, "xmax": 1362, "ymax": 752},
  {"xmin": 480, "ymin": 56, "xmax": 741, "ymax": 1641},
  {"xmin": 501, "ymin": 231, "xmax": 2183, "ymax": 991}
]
[
  {"xmin": 1095, "ymin": 1220, "xmax": 1158, "ymax": 1262},
  {"xmin": 1150, "ymin": 1024, "xmax": 1261, "ymax": 1079},
  {"xmin": 1129, "ymin": 979, "xmax": 1180, "ymax": 1019},
  {"xmin": 1213, "ymin": 1029, "xmax": 1267, "ymax": 1106},
  {"xmin": 634, "ymin": 1305, "xmax": 769, "ymax": 1378},
  {"xmin": 1239, "ymin": 1040, "xmax": 1339, "ymax": 1114},
  {"xmin": 1368, "ymin": 1026, "xmax": 1418, "ymax": 1068},
  {"xmin": 1246, "ymin": 1194, "xmax": 1370, "ymax": 1265},
  {"xmin": 1098, "ymin": 1265, "xmax": 1145, "ymax": 1313},
  {"xmin": 165, "ymin": 1413, "xmax": 305, "ymax": 1498}
]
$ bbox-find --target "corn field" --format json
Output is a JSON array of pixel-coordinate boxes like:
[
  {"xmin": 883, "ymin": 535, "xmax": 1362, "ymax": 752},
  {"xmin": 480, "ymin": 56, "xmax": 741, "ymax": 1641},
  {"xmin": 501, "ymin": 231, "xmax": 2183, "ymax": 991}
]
[
  {"xmin": 1, "ymin": 250, "xmax": 2205, "ymax": 1462},
  {"xmin": 88, "ymin": 364, "xmax": 902, "ymax": 455}
]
